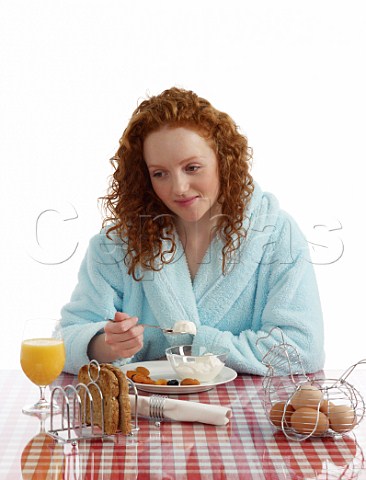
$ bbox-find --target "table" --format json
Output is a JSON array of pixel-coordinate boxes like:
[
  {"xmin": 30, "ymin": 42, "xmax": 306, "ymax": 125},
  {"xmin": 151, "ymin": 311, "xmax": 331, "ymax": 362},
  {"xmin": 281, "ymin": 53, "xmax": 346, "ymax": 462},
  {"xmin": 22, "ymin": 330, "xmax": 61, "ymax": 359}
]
[{"xmin": 1, "ymin": 368, "xmax": 366, "ymax": 479}]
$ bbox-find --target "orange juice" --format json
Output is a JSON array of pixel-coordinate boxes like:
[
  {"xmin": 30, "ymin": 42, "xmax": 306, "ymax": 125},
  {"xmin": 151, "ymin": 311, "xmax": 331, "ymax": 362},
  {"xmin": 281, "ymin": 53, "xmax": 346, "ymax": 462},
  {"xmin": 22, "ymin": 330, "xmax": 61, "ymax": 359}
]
[{"xmin": 20, "ymin": 338, "xmax": 65, "ymax": 386}]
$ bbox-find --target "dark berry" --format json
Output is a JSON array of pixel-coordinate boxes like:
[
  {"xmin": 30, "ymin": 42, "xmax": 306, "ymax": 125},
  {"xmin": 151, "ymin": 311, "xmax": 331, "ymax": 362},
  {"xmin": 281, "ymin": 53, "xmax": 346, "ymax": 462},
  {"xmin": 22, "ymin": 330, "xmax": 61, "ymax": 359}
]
[{"xmin": 167, "ymin": 379, "xmax": 179, "ymax": 386}]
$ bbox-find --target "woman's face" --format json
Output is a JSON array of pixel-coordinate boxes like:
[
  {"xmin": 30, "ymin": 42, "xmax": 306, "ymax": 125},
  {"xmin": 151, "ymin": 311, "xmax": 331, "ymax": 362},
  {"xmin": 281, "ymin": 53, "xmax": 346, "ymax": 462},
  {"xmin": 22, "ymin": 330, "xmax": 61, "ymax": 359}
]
[{"xmin": 143, "ymin": 126, "xmax": 221, "ymax": 226}]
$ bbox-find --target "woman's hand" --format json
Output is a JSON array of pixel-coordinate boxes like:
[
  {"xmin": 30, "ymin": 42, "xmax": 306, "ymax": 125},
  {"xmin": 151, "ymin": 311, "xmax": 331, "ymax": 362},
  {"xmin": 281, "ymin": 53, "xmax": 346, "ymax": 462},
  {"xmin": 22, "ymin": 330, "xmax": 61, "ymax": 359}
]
[
  {"xmin": 87, "ymin": 312, "xmax": 144, "ymax": 363},
  {"xmin": 104, "ymin": 312, "xmax": 144, "ymax": 359}
]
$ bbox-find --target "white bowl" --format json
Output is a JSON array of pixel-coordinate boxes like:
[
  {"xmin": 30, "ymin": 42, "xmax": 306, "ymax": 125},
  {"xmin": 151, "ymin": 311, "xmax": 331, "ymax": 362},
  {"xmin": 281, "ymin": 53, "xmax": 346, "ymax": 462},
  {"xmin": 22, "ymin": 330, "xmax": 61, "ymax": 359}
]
[{"xmin": 165, "ymin": 345, "xmax": 229, "ymax": 382}]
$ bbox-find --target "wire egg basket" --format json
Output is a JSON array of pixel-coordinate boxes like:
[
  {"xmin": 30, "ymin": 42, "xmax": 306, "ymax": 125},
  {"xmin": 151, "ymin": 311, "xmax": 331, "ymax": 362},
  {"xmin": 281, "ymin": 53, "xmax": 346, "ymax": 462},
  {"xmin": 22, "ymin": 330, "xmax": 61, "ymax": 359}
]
[{"xmin": 256, "ymin": 328, "xmax": 366, "ymax": 441}]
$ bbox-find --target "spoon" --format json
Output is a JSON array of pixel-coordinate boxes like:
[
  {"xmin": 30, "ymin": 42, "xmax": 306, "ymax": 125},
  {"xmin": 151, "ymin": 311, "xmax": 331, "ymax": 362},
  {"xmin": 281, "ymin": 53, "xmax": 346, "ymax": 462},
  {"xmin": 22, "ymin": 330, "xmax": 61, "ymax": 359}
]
[
  {"xmin": 107, "ymin": 319, "xmax": 190, "ymax": 335},
  {"xmin": 140, "ymin": 324, "xmax": 191, "ymax": 335}
]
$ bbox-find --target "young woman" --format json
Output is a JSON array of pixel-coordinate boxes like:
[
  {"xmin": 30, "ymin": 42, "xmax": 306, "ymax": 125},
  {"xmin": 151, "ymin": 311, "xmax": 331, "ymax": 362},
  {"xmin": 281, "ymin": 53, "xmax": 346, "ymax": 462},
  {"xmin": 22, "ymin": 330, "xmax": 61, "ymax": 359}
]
[{"xmin": 60, "ymin": 87, "xmax": 325, "ymax": 375}]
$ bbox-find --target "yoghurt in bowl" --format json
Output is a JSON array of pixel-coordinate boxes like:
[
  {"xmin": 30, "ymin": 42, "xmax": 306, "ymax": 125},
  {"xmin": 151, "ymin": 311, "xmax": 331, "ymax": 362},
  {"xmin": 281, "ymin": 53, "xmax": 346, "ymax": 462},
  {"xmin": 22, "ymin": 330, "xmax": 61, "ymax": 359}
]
[{"xmin": 165, "ymin": 345, "xmax": 229, "ymax": 382}]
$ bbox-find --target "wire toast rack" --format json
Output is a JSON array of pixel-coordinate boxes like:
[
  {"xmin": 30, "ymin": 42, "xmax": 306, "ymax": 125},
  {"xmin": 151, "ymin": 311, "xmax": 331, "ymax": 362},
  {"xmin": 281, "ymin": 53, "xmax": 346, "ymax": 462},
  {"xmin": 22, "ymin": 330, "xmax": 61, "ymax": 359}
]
[
  {"xmin": 47, "ymin": 360, "xmax": 139, "ymax": 444},
  {"xmin": 256, "ymin": 328, "xmax": 366, "ymax": 441}
]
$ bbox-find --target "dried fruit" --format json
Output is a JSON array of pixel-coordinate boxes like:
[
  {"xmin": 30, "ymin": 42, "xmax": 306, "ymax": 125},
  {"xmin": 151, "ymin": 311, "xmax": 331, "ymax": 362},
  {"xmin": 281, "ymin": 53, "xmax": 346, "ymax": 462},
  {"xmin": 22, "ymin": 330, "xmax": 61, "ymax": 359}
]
[
  {"xmin": 132, "ymin": 373, "xmax": 150, "ymax": 384},
  {"xmin": 136, "ymin": 366, "xmax": 150, "ymax": 376},
  {"xmin": 155, "ymin": 379, "xmax": 168, "ymax": 385},
  {"xmin": 167, "ymin": 379, "xmax": 179, "ymax": 386},
  {"xmin": 180, "ymin": 378, "xmax": 200, "ymax": 386}
]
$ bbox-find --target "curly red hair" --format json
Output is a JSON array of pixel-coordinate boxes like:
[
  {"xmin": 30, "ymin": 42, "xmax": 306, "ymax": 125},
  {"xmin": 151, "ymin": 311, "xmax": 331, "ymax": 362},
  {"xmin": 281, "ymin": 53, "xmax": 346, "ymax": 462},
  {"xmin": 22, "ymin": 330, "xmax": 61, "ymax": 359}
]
[{"xmin": 101, "ymin": 87, "xmax": 254, "ymax": 280}]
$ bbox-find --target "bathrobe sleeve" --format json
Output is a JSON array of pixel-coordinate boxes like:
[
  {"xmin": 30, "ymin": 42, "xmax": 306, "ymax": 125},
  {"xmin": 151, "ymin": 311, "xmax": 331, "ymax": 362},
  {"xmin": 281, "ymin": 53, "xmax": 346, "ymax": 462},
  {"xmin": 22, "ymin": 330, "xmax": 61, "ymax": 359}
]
[
  {"xmin": 192, "ymin": 213, "xmax": 325, "ymax": 376},
  {"xmin": 59, "ymin": 233, "xmax": 126, "ymax": 374}
]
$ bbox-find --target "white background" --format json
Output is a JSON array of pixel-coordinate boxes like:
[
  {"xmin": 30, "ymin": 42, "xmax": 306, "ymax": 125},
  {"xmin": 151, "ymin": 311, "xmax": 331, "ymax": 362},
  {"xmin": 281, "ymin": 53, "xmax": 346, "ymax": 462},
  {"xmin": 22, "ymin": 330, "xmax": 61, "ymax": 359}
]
[{"xmin": 1, "ymin": 1, "xmax": 365, "ymax": 370}]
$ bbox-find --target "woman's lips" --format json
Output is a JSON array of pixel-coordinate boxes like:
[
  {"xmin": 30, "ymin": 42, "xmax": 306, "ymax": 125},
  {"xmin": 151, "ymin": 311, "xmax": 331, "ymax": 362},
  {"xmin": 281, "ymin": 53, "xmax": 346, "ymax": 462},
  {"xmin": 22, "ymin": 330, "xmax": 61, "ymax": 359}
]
[{"xmin": 174, "ymin": 196, "xmax": 199, "ymax": 207}]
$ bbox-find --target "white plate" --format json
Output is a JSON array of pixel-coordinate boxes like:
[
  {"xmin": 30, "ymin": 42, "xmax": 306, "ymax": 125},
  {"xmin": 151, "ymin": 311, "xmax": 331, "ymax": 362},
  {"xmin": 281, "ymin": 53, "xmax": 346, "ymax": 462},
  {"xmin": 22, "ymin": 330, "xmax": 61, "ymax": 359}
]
[{"xmin": 119, "ymin": 360, "xmax": 237, "ymax": 394}]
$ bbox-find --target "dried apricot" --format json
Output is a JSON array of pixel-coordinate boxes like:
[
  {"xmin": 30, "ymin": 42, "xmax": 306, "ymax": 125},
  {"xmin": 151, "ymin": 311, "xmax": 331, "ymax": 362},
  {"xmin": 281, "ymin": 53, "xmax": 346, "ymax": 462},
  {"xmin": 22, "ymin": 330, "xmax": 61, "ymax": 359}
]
[
  {"xmin": 181, "ymin": 378, "xmax": 200, "ymax": 385},
  {"xmin": 155, "ymin": 379, "xmax": 168, "ymax": 385},
  {"xmin": 136, "ymin": 366, "xmax": 150, "ymax": 376},
  {"xmin": 131, "ymin": 373, "xmax": 156, "ymax": 385},
  {"xmin": 141, "ymin": 377, "xmax": 156, "ymax": 385},
  {"xmin": 132, "ymin": 373, "xmax": 149, "ymax": 383},
  {"xmin": 126, "ymin": 370, "xmax": 137, "ymax": 379}
]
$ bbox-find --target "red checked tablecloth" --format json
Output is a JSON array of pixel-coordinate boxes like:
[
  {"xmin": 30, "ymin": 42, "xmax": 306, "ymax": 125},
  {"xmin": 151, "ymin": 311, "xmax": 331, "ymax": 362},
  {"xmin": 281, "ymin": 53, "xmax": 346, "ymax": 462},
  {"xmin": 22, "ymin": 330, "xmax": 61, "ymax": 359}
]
[{"xmin": 1, "ymin": 369, "xmax": 366, "ymax": 479}]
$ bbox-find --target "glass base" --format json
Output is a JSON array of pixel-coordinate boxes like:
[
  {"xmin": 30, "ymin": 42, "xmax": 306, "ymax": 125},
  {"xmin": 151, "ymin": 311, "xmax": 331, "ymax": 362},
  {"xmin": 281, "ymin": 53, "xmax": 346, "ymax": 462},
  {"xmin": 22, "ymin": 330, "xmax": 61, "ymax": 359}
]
[{"xmin": 22, "ymin": 400, "xmax": 61, "ymax": 416}]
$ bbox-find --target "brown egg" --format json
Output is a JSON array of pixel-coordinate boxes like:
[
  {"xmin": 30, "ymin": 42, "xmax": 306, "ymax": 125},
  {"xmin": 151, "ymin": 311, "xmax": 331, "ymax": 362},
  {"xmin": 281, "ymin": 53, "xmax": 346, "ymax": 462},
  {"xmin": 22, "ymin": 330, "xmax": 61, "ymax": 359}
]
[
  {"xmin": 319, "ymin": 399, "xmax": 334, "ymax": 415},
  {"xmin": 328, "ymin": 404, "xmax": 356, "ymax": 433},
  {"xmin": 290, "ymin": 383, "xmax": 323, "ymax": 410},
  {"xmin": 291, "ymin": 407, "xmax": 329, "ymax": 436},
  {"xmin": 269, "ymin": 401, "xmax": 295, "ymax": 427}
]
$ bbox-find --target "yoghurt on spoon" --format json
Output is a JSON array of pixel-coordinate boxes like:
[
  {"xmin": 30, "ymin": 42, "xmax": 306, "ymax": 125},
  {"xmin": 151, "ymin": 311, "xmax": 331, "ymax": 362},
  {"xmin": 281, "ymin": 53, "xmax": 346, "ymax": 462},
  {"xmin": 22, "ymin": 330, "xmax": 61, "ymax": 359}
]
[{"xmin": 172, "ymin": 320, "xmax": 197, "ymax": 335}]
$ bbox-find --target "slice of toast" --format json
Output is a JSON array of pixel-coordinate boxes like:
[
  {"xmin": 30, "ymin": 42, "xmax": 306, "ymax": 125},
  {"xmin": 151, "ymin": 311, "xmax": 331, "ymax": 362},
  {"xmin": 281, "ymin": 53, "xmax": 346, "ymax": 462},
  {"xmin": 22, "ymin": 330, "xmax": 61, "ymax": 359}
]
[
  {"xmin": 77, "ymin": 363, "xmax": 131, "ymax": 435},
  {"xmin": 78, "ymin": 364, "xmax": 119, "ymax": 435},
  {"xmin": 103, "ymin": 364, "xmax": 132, "ymax": 435}
]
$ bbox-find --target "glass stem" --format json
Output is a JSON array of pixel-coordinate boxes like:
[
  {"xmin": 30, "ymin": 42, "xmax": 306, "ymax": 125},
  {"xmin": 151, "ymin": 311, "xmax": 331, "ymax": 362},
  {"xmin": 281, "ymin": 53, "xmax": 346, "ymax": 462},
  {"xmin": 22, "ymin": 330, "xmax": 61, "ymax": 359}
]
[
  {"xmin": 39, "ymin": 416, "xmax": 46, "ymax": 433},
  {"xmin": 38, "ymin": 385, "xmax": 47, "ymax": 406}
]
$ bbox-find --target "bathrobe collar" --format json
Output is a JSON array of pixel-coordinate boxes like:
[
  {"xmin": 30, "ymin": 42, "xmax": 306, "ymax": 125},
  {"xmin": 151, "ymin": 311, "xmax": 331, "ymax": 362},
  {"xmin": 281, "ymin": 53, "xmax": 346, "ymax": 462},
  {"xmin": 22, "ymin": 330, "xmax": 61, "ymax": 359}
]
[{"xmin": 140, "ymin": 183, "xmax": 280, "ymax": 332}]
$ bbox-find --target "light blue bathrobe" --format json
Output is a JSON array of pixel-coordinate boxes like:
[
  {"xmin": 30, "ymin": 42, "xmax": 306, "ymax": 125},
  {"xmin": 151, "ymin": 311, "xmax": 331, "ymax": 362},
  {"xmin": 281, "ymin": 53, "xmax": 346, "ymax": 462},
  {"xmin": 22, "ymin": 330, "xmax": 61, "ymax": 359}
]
[{"xmin": 60, "ymin": 183, "xmax": 325, "ymax": 375}]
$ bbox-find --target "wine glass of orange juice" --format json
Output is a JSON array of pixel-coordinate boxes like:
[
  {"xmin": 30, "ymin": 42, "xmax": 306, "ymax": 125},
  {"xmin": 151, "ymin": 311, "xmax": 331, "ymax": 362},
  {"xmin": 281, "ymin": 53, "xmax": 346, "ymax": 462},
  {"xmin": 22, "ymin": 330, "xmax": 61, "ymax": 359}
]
[{"xmin": 20, "ymin": 318, "xmax": 65, "ymax": 415}]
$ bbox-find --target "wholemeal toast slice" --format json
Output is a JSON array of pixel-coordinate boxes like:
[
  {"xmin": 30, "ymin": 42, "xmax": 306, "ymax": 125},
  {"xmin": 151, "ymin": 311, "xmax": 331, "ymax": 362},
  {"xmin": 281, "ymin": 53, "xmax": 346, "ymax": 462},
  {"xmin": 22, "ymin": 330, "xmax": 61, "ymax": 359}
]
[
  {"xmin": 77, "ymin": 363, "xmax": 131, "ymax": 435},
  {"xmin": 103, "ymin": 364, "xmax": 132, "ymax": 435},
  {"xmin": 78, "ymin": 363, "xmax": 119, "ymax": 435}
]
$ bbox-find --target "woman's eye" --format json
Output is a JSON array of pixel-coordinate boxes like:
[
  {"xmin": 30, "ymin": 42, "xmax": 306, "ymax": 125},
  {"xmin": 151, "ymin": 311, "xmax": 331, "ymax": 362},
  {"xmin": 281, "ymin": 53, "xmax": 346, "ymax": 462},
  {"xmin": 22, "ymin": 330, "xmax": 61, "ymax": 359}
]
[
  {"xmin": 152, "ymin": 171, "xmax": 165, "ymax": 178},
  {"xmin": 186, "ymin": 165, "xmax": 200, "ymax": 172}
]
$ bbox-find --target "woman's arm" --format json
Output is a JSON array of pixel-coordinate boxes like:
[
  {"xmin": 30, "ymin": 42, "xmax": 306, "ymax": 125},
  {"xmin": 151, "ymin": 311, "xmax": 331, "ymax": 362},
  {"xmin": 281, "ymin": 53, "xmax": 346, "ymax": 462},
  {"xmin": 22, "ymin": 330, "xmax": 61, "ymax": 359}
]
[{"xmin": 59, "ymin": 233, "xmax": 142, "ymax": 374}]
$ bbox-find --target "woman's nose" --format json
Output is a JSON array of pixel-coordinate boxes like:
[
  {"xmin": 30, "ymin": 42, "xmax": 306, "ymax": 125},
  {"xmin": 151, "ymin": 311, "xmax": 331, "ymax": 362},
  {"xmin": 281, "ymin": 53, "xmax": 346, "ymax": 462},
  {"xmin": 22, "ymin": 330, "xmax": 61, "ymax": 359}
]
[{"xmin": 172, "ymin": 174, "xmax": 189, "ymax": 195}]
